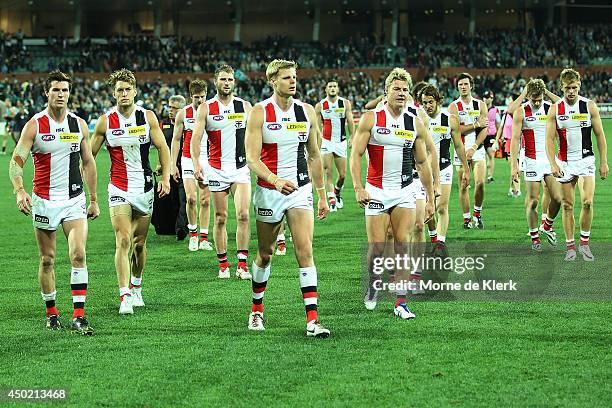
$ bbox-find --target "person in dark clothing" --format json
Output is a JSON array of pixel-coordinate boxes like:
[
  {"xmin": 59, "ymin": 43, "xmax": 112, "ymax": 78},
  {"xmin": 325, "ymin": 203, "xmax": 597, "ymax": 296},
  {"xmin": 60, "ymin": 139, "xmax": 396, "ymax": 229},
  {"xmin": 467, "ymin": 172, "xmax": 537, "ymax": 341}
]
[{"xmin": 155, "ymin": 95, "xmax": 188, "ymax": 240}]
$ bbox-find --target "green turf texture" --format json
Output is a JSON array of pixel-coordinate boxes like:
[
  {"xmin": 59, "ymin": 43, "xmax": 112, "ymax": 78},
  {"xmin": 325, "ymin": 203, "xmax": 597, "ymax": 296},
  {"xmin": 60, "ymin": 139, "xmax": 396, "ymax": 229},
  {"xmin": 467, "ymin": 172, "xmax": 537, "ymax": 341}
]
[{"xmin": 1, "ymin": 122, "xmax": 611, "ymax": 407}]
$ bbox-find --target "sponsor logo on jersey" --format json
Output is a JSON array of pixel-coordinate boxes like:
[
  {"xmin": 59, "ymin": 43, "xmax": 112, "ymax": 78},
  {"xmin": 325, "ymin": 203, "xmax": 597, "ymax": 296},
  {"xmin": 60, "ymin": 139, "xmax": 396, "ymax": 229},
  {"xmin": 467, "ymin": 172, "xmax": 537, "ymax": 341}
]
[
  {"xmin": 286, "ymin": 123, "xmax": 308, "ymax": 131},
  {"xmin": 41, "ymin": 134, "xmax": 55, "ymax": 142},
  {"xmin": 572, "ymin": 114, "xmax": 588, "ymax": 121},
  {"xmin": 368, "ymin": 201, "xmax": 384, "ymax": 210},
  {"xmin": 469, "ymin": 111, "xmax": 480, "ymax": 117},
  {"xmin": 184, "ymin": 169, "xmax": 194, "ymax": 175},
  {"xmin": 334, "ymin": 108, "xmax": 345, "ymax": 114},
  {"xmin": 257, "ymin": 208, "xmax": 273, "ymax": 216},
  {"xmin": 110, "ymin": 195, "xmax": 126, "ymax": 203},
  {"xmin": 227, "ymin": 113, "xmax": 245, "ymax": 121},
  {"xmin": 298, "ymin": 172, "xmax": 308, "ymax": 181},
  {"xmin": 71, "ymin": 183, "xmax": 81, "ymax": 191},
  {"xmin": 163, "ymin": 125, "xmax": 171, "ymax": 129},
  {"xmin": 431, "ymin": 126, "xmax": 449, "ymax": 133},
  {"xmin": 34, "ymin": 214, "xmax": 49, "ymax": 224},
  {"xmin": 376, "ymin": 128, "xmax": 391, "ymax": 135},
  {"xmin": 558, "ymin": 115, "xmax": 569, "ymax": 121},
  {"xmin": 213, "ymin": 115, "xmax": 224, "ymax": 121},
  {"xmin": 59, "ymin": 133, "xmax": 80, "ymax": 143},
  {"xmin": 394, "ymin": 129, "xmax": 415, "ymax": 140},
  {"xmin": 538, "ymin": 116, "xmax": 547, "ymax": 122},
  {"xmin": 208, "ymin": 180, "xmax": 220, "ymax": 187},
  {"xmin": 112, "ymin": 129, "xmax": 125, "ymax": 136},
  {"xmin": 128, "ymin": 126, "xmax": 147, "ymax": 136},
  {"xmin": 267, "ymin": 123, "xmax": 282, "ymax": 131}
]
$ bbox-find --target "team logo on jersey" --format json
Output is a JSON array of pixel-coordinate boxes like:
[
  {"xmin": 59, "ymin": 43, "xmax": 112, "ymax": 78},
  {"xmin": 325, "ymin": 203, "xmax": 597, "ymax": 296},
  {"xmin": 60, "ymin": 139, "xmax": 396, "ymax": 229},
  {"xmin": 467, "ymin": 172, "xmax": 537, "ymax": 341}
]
[
  {"xmin": 70, "ymin": 143, "xmax": 79, "ymax": 152},
  {"xmin": 572, "ymin": 114, "xmax": 588, "ymax": 121},
  {"xmin": 368, "ymin": 201, "xmax": 384, "ymax": 210},
  {"xmin": 431, "ymin": 126, "xmax": 449, "ymax": 133},
  {"xmin": 110, "ymin": 196, "xmax": 127, "ymax": 203},
  {"xmin": 558, "ymin": 115, "xmax": 569, "ymax": 121},
  {"xmin": 257, "ymin": 208, "xmax": 273, "ymax": 216},
  {"xmin": 297, "ymin": 132, "xmax": 308, "ymax": 142},
  {"xmin": 41, "ymin": 134, "xmax": 55, "ymax": 142},
  {"xmin": 526, "ymin": 117, "xmax": 536, "ymax": 122},
  {"xmin": 112, "ymin": 129, "xmax": 125, "ymax": 136},
  {"xmin": 128, "ymin": 126, "xmax": 146, "ymax": 136},
  {"xmin": 213, "ymin": 115, "xmax": 224, "ymax": 121},
  {"xmin": 59, "ymin": 133, "xmax": 80, "ymax": 143},
  {"xmin": 34, "ymin": 214, "xmax": 49, "ymax": 224},
  {"xmin": 227, "ymin": 113, "xmax": 245, "ymax": 121},
  {"xmin": 394, "ymin": 129, "xmax": 414, "ymax": 140},
  {"xmin": 376, "ymin": 128, "xmax": 391, "ymax": 135},
  {"xmin": 267, "ymin": 123, "xmax": 282, "ymax": 131},
  {"xmin": 139, "ymin": 135, "xmax": 148, "ymax": 143},
  {"xmin": 286, "ymin": 123, "xmax": 307, "ymax": 131}
]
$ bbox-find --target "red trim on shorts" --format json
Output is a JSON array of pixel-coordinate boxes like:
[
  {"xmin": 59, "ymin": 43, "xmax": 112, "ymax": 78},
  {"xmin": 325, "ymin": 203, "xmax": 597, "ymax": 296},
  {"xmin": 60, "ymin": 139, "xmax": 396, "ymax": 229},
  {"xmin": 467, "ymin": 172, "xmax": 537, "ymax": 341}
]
[
  {"xmin": 257, "ymin": 143, "xmax": 278, "ymax": 188},
  {"xmin": 32, "ymin": 152, "xmax": 51, "ymax": 199},
  {"xmin": 108, "ymin": 146, "xmax": 129, "ymax": 191},
  {"xmin": 207, "ymin": 129, "xmax": 222, "ymax": 169},
  {"xmin": 366, "ymin": 144, "xmax": 384, "ymax": 188}
]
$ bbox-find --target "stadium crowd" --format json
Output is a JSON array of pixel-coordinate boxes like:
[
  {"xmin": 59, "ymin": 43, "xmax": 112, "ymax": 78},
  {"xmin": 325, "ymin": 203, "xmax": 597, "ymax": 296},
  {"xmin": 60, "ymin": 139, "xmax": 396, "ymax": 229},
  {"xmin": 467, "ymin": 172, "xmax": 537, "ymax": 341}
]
[{"xmin": 1, "ymin": 24, "xmax": 610, "ymax": 73}]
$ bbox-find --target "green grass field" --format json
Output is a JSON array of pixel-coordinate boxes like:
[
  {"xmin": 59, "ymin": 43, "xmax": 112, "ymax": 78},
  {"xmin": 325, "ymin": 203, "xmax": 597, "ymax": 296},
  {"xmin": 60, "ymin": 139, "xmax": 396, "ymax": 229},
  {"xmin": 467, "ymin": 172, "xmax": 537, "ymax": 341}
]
[{"xmin": 1, "ymin": 122, "xmax": 611, "ymax": 407}]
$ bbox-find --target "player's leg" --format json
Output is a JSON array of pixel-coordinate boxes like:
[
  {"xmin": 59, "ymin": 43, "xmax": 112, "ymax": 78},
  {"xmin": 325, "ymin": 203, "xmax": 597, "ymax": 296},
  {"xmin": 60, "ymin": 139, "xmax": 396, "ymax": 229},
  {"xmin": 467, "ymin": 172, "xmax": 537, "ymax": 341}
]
[
  {"xmin": 211, "ymin": 189, "xmax": 231, "ymax": 277},
  {"xmin": 110, "ymin": 205, "xmax": 134, "ymax": 314},
  {"xmin": 364, "ymin": 212, "xmax": 391, "ymax": 310},
  {"xmin": 333, "ymin": 153, "xmax": 347, "ymax": 209},
  {"xmin": 198, "ymin": 183, "xmax": 213, "ymax": 250},
  {"xmin": 486, "ymin": 142, "xmax": 496, "ymax": 182},
  {"xmin": 232, "ymin": 182, "xmax": 252, "ymax": 279},
  {"xmin": 560, "ymin": 178, "xmax": 578, "ymax": 261},
  {"xmin": 541, "ymin": 183, "xmax": 551, "ymax": 227},
  {"xmin": 578, "ymin": 176, "xmax": 596, "ymax": 261},
  {"xmin": 276, "ymin": 220, "xmax": 287, "ymax": 255},
  {"xmin": 472, "ymin": 160, "xmax": 486, "ymax": 228},
  {"xmin": 249, "ymin": 219, "xmax": 283, "ymax": 330},
  {"xmin": 409, "ymin": 197, "xmax": 426, "ymax": 291},
  {"xmin": 129, "ymin": 212, "xmax": 152, "ymax": 306},
  {"xmin": 286, "ymin": 207, "xmax": 328, "ymax": 336},
  {"xmin": 35, "ymin": 228, "xmax": 60, "ymax": 328},
  {"xmin": 525, "ymin": 181, "xmax": 541, "ymax": 250},
  {"xmin": 389, "ymin": 207, "xmax": 416, "ymax": 319},
  {"xmin": 62, "ymin": 218, "xmax": 93, "ymax": 334},
  {"xmin": 322, "ymin": 153, "xmax": 336, "ymax": 211},
  {"xmin": 183, "ymin": 178, "xmax": 199, "ymax": 251},
  {"xmin": 540, "ymin": 175, "xmax": 562, "ymax": 246},
  {"xmin": 436, "ymin": 184, "xmax": 452, "ymax": 243},
  {"xmin": 457, "ymin": 165, "xmax": 471, "ymax": 228},
  {"xmin": 0, "ymin": 123, "xmax": 7, "ymax": 155}
]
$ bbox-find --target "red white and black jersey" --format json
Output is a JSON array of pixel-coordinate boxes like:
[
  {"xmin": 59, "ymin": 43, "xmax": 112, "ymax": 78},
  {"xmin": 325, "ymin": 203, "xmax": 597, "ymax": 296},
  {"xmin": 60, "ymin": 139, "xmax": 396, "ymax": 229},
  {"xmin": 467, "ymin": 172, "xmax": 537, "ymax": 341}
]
[
  {"xmin": 31, "ymin": 109, "xmax": 83, "ymax": 200},
  {"xmin": 205, "ymin": 96, "xmax": 248, "ymax": 171},
  {"xmin": 555, "ymin": 96, "xmax": 593, "ymax": 161},
  {"xmin": 257, "ymin": 97, "xmax": 311, "ymax": 189},
  {"xmin": 453, "ymin": 97, "xmax": 482, "ymax": 147},
  {"xmin": 403, "ymin": 104, "xmax": 421, "ymax": 179},
  {"xmin": 367, "ymin": 107, "xmax": 417, "ymax": 190},
  {"xmin": 320, "ymin": 97, "xmax": 347, "ymax": 142},
  {"xmin": 104, "ymin": 106, "xmax": 153, "ymax": 193},
  {"xmin": 521, "ymin": 101, "xmax": 551, "ymax": 161},
  {"xmin": 181, "ymin": 104, "xmax": 196, "ymax": 158},
  {"xmin": 429, "ymin": 110, "xmax": 453, "ymax": 170}
]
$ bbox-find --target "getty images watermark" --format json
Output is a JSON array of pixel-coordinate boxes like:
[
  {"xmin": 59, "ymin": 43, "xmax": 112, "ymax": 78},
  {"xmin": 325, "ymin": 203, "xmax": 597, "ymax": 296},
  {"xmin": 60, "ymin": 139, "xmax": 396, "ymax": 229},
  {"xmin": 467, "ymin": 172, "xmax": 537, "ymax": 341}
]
[{"xmin": 362, "ymin": 243, "xmax": 612, "ymax": 301}]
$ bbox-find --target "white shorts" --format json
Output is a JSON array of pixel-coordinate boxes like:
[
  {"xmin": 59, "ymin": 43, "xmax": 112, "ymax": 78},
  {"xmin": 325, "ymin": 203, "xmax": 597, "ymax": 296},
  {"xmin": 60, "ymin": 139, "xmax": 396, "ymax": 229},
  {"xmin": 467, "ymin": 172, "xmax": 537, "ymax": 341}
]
[
  {"xmin": 454, "ymin": 146, "xmax": 485, "ymax": 165},
  {"xmin": 555, "ymin": 156, "xmax": 596, "ymax": 183},
  {"xmin": 0, "ymin": 121, "xmax": 6, "ymax": 135},
  {"xmin": 411, "ymin": 177, "xmax": 426, "ymax": 201},
  {"xmin": 523, "ymin": 157, "xmax": 552, "ymax": 182},
  {"xmin": 365, "ymin": 183, "xmax": 416, "ymax": 216},
  {"xmin": 519, "ymin": 149, "xmax": 525, "ymax": 172},
  {"xmin": 320, "ymin": 139, "xmax": 347, "ymax": 158},
  {"xmin": 108, "ymin": 184, "xmax": 154, "ymax": 216},
  {"xmin": 207, "ymin": 165, "xmax": 251, "ymax": 192},
  {"xmin": 253, "ymin": 183, "xmax": 313, "ymax": 223},
  {"xmin": 32, "ymin": 192, "xmax": 86, "ymax": 231},
  {"xmin": 181, "ymin": 156, "xmax": 195, "ymax": 180},
  {"xmin": 440, "ymin": 165, "xmax": 453, "ymax": 185}
]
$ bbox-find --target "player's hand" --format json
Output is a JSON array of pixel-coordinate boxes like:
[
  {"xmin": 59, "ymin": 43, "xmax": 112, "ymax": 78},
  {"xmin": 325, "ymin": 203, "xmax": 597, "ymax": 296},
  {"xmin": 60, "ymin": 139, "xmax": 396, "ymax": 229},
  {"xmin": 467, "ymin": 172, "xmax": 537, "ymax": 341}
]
[
  {"xmin": 87, "ymin": 201, "xmax": 100, "ymax": 220},
  {"xmin": 171, "ymin": 165, "xmax": 181, "ymax": 182},
  {"xmin": 480, "ymin": 118, "xmax": 490, "ymax": 129},
  {"xmin": 424, "ymin": 201, "xmax": 435, "ymax": 223},
  {"xmin": 273, "ymin": 178, "xmax": 297, "ymax": 195},
  {"xmin": 16, "ymin": 189, "xmax": 32, "ymax": 215},
  {"xmin": 158, "ymin": 177, "xmax": 171, "ymax": 197},
  {"xmin": 466, "ymin": 147, "xmax": 475, "ymax": 161},
  {"xmin": 461, "ymin": 167, "xmax": 471, "ymax": 188},
  {"xmin": 317, "ymin": 196, "xmax": 329, "ymax": 220},
  {"xmin": 551, "ymin": 162, "xmax": 563, "ymax": 178},
  {"xmin": 600, "ymin": 162, "xmax": 608, "ymax": 180},
  {"xmin": 354, "ymin": 186, "xmax": 371, "ymax": 208}
]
